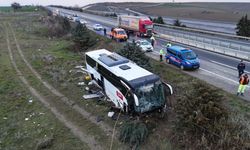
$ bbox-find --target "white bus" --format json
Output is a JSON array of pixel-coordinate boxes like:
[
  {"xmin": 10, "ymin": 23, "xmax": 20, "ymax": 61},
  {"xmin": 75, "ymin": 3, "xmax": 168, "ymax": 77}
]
[{"xmin": 85, "ymin": 49, "xmax": 173, "ymax": 113}]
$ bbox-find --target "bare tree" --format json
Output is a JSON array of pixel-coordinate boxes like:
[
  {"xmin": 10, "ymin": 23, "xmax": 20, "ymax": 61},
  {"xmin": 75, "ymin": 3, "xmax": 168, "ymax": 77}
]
[{"xmin": 11, "ymin": 2, "xmax": 22, "ymax": 11}]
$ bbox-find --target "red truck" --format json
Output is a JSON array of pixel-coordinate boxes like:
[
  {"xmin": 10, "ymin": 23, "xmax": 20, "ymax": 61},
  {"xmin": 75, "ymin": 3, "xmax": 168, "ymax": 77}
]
[{"xmin": 117, "ymin": 15, "xmax": 153, "ymax": 37}]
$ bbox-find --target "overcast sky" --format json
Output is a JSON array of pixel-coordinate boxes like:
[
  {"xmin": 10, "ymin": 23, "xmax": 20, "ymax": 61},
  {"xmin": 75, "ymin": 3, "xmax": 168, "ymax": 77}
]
[{"xmin": 1, "ymin": 0, "xmax": 249, "ymax": 7}]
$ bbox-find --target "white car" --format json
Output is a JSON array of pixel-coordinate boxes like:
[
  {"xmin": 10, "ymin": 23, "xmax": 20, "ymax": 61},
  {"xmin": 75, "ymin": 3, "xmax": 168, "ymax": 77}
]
[
  {"xmin": 73, "ymin": 16, "xmax": 80, "ymax": 22},
  {"xmin": 93, "ymin": 24, "xmax": 103, "ymax": 31},
  {"xmin": 136, "ymin": 40, "xmax": 154, "ymax": 52},
  {"xmin": 79, "ymin": 19, "xmax": 87, "ymax": 25}
]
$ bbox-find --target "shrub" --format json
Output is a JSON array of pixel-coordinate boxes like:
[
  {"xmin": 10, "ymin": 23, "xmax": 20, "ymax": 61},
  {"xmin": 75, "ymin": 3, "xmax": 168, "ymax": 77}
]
[
  {"xmin": 118, "ymin": 43, "xmax": 152, "ymax": 70},
  {"xmin": 40, "ymin": 15, "xmax": 71, "ymax": 37},
  {"xmin": 173, "ymin": 19, "xmax": 186, "ymax": 27},
  {"xmin": 71, "ymin": 23, "xmax": 97, "ymax": 51},
  {"xmin": 152, "ymin": 16, "xmax": 165, "ymax": 24},
  {"xmin": 174, "ymin": 81, "xmax": 250, "ymax": 149},
  {"xmin": 119, "ymin": 121, "xmax": 148, "ymax": 149},
  {"xmin": 11, "ymin": 2, "xmax": 22, "ymax": 11},
  {"xmin": 236, "ymin": 14, "xmax": 250, "ymax": 37}
]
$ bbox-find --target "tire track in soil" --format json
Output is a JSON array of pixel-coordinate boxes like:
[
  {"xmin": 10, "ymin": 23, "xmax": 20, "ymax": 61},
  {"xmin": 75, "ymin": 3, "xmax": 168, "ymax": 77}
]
[
  {"xmin": 7, "ymin": 23, "xmax": 113, "ymax": 135},
  {"xmin": 4, "ymin": 23, "xmax": 102, "ymax": 150}
]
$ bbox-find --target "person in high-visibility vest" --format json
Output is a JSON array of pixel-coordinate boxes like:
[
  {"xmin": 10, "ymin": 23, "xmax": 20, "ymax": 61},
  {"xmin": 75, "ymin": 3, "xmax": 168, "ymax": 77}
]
[
  {"xmin": 166, "ymin": 42, "xmax": 172, "ymax": 48},
  {"xmin": 237, "ymin": 73, "xmax": 249, "ymax": 96},
  {"xmin": 159, "ymin": 48, "xmax": 165, "ymax": 62}
]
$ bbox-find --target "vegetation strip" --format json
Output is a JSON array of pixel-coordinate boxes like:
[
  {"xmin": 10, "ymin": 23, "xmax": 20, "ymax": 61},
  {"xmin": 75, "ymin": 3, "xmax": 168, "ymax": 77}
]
[
  {"xmin": 4, "ymin": 23, "xmax": 102, "ymax": 150},
  {"xmin": 7, "ymin": 22, "xmax": 113, "ymax": 136}
]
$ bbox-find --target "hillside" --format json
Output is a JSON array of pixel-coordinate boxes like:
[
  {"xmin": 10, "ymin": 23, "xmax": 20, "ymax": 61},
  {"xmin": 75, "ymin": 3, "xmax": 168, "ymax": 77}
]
[{"xmin": 86, "ymin": 2, "xmax": 250, "ymax": 22}]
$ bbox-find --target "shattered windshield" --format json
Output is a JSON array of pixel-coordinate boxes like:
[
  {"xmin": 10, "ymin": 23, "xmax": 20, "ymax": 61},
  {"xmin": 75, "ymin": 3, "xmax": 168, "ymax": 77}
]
[{"xmin": 134, "ymin": 80, "xmax": 165, "ymax": 113}]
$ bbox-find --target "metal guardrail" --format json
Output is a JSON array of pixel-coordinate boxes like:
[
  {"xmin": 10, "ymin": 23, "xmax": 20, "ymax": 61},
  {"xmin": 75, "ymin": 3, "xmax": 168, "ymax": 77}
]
[
  {"xmin": 154, "ymin": 25, "xmax": 250, "ymax": 60},
  {"xmin": 154, "ymin": 23, "xmax": 250, "ymax": 40}
]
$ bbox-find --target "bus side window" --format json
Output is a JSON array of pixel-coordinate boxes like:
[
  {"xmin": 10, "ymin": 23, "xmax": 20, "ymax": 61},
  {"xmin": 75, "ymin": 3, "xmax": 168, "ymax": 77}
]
[{"xmin": 86, "ymin": 55, "xmax": 96, "ymax": 68}]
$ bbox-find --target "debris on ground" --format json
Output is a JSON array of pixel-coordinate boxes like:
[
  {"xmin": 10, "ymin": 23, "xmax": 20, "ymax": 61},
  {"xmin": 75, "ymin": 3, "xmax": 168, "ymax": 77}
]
[
  {"xmin": 28, "ymin": 98, "xmax": 33, "ymax": 103},
  {"xmin": 36, "ymin": 136, "xmax": 54, "ymax": 150},
  {"xmin": 77, "ymin": 82, "xmax": 85, "ymax": 86},
  {"xmin": 42, "ymin": 54, "xmax": 55, "ymax": 64},
  {"xmin": 25, "ymin": 118, "xmax": 29, "ymax": 121},
  {"xmin": 83, "ymin": 92, "xmax": 104, "ymax": 99},
  {"xmin": 108, "ymin": 112, "xmax": 115, "ymax": 118},
  {"xmin": 85, "ymin": 87, "xmax": 90, "ymax": 91},
  {"xmin": 3, "ymin": 117, "xmax": 7, "ymax": 120},
  {"xmin": 96, "ymin": 116, "xmax": 103, "ymax": 122}
]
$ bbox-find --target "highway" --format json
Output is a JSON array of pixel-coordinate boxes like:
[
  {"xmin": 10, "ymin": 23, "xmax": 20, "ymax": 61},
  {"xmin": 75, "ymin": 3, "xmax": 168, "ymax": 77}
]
[
  {"xmin": 56, "ymin": 7, "xmax": 250, "ymax": 57},
  {"xmin": 49, "ymin": 7, "xmax": 250, "ymax": 101},
  {"xmin": 124, "ymin": 7, "xmax": 237, "ymax": 34}
]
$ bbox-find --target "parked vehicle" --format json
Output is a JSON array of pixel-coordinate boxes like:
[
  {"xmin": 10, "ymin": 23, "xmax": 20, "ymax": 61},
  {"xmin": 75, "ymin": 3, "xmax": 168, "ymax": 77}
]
[
  {"xmin": 79, "ymin": 19, "xmax": 87, "ymax": 25},
  {"xmin": 135, "ymin": 40, "xmax": 153, "ymax": 52},
  {"xmin": 165, "ymin": 46, "xmax": 200, "ymax": 70},
  {"xmin": 93, "ymin": 24, "xmax": 103, "ymax": 30},
  {"xmin": 117, "ymin": 15, "xmax": 153, "ymax": 37},
  {"xmin": 85, "ymin": 49, "xmax": 173, "ymax": 113},
  {"xmin": 53, "ymin": 9, "xmax": 60, "ymax": 16},
  {"xmin": 109, "ymin": 28, "xmax": 127, "ymax": 42},
  {"xmin": 73, "ymin": 16, "xmax": 80, "ymax": 22}
]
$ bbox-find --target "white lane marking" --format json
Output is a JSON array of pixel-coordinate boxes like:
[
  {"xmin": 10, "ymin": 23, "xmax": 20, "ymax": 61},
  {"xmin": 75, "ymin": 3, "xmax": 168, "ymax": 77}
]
[
  {"xmin": 200, "ymin": 68, "xmax": 250, "ymax": 88},
  {"xmin": 200, "ymin": 68, "xmax": 238, "ymax": 84},
  {"xmin": 210, "ymin": 60, "xmax": 250, "ymax": 74}
]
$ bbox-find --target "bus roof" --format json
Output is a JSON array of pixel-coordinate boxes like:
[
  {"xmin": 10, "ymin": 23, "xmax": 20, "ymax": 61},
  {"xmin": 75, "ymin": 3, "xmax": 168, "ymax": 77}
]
[{"xmin": 85, "ymin": 49, "xmax": 158, "ymax": 83}]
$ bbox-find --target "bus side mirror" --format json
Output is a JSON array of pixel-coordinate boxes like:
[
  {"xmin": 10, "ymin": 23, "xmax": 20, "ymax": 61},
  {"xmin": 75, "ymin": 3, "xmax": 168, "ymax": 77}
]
[
  {"xmin": 133, "ymin": 94, "xmax": 139, "ymax": 106},
  {"xmin": 162, "ymin": 82, "xmax": 173, "ymax": 96}
]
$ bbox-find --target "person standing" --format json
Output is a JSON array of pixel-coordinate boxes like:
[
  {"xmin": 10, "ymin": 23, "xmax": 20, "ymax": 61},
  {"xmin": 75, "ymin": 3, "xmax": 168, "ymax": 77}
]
[
  {"xmin": 237, "ymin": 60, "xmax": 246, "ymax": 78},
  {"xmin": 103, "ymin": 28, "xmax": 107, "ymax": 36},
  {"xmin": 126, "ymin": 30, "xmax": 130, "ymax": 39},
  {"xmin": 237, "ymin": 73, "xmax": 249, "ymax": 96},
  {"xmin": 166, "ymin": 42, "xmax": 172, "ymax": 48},
  {"xmin": 150, "ymin": 35, "xmax": 155, "ymax": 47},
  {"xmin": 159, "ymin": 48, "xmax": 165, "ymax": 62}
]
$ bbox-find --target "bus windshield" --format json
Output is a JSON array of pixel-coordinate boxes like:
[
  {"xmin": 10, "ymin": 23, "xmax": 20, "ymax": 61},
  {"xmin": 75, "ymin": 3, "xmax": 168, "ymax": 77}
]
[{"xmin": 134, "ymin": 80, "xmax": 165, "ymax": 113}]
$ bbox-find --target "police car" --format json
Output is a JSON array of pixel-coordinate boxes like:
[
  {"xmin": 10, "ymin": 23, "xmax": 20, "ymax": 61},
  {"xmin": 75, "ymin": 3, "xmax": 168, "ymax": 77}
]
[{"xmin": 165, "ymin": 46, "xmax": 200, "ymax": 70}]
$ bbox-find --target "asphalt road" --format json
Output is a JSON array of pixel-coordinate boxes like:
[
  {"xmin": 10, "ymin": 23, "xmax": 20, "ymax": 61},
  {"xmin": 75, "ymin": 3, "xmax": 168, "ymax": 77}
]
[
  {"xmin": 56, "ymin": 7, "xmax": 250, "ymax": 52},
  {"xmin": 48, "ymin": 7, "xmax": 250, "ymax": 101}
]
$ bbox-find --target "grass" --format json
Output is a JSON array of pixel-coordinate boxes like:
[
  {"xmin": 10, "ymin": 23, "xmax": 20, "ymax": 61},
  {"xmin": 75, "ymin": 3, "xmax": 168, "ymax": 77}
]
[
  {"xmin": 0, "ymin": 7, "xmax": 12, "ymax": 12},
  {"xmin": 0, "ymin": 26, "xmax": 88, "ymax": 150},
  {"xmin": 0, "ymin": 6, "xmax": 39, "ymax": 12},
  {"xmin": 4, "ymin": 13, "xmax": 125, "ymax": 149}
]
